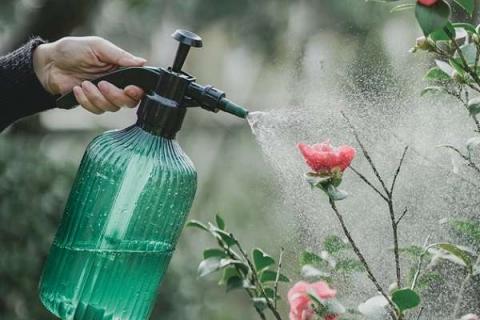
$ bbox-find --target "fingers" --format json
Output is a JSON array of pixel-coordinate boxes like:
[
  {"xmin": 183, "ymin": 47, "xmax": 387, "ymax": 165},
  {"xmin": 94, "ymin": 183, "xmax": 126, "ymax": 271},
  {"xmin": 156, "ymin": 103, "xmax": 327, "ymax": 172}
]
[
  {"xmin": 98, "ymin": 81, "xmax": 142, "ymax": 108},
  {"xmin": 81, "ymin": 81, "xmax": 120, "ymax": 112},
  {"xmin": 73, "ymin": 85, "xmax": 104, "ymax": 114},
  {"xmin": 91, "ymin": 37, "xmax": 146, "ymax": 67}
]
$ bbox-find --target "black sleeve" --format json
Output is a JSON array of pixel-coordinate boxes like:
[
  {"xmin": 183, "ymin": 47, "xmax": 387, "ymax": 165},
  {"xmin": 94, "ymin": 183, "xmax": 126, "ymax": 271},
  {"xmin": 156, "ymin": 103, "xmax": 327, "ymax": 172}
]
[{"xmin": 0, "ymin": 37, "xmax": 57, "ymax": 132}]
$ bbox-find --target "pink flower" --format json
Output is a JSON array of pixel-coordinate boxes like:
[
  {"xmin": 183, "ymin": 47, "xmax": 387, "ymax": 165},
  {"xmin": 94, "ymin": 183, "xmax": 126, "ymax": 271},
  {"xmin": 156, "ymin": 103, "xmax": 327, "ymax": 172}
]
[
  {"xmin": 288, "ymin": 281, "xmax": 337, "ymax": 320},
  {"xmin": 298, "ymin": 141, "xmax": 356, "ymax": 174},
  {"xmin": 417, "ymin": 0, "xmax": 439, "ymax": 6}
]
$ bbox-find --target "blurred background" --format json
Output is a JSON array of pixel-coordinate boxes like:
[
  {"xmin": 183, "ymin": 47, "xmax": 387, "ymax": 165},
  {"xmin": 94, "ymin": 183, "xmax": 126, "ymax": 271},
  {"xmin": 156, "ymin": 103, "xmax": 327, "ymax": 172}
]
[{"xmin": 0, "ymin": 0, "xmax": 478, "ymax": 319}]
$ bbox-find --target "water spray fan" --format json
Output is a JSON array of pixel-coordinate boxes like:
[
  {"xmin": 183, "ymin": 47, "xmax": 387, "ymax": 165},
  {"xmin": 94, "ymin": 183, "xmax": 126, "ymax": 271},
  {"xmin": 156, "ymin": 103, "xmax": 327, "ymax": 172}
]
[{"xmin": 38, "ymin": 30, "xmax": 249, "ymax": 320}]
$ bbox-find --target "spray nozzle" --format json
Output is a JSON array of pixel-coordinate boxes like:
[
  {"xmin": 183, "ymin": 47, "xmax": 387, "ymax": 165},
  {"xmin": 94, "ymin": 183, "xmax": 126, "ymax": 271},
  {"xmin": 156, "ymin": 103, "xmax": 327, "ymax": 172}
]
[{"xmin": 56, "ymin": 29, "xmax": 249, "ymax": 120}]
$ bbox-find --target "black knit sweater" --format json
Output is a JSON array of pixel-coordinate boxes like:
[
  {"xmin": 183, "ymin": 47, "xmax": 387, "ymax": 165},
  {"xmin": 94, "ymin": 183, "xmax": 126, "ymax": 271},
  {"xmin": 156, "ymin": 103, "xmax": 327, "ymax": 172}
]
[{"xmin": 0, "ymin": 38, "xmax": 56, "ymax": 132}]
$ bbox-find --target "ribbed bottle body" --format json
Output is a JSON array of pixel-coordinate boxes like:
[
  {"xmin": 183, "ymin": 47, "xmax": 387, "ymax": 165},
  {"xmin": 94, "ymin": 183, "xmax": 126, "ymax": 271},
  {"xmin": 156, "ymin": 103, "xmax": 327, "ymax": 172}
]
[{"xmin": 39, "ymin": 125, "xmax": 197, "ymax": 320}]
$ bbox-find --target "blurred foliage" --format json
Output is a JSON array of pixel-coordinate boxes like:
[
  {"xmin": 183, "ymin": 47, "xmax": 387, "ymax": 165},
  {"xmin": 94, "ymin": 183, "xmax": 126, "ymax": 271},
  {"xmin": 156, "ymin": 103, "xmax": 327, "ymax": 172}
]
[{"xmin": 0, "ymin": 137, "xmax": 74, "ymax": 319}]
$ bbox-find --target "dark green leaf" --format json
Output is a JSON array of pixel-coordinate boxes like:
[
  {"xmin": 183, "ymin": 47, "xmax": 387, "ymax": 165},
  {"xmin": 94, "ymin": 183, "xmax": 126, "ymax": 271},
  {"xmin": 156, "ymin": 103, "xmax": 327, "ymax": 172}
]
[
  {"xmin": 264, "ymin": 287, "xmax": 280, "ymax": 300},
  {"xmin": 324, "ymin": 235, "xmax": 349, "ymax": 254},
  {"xmin": 253, "ymin": 248, "xmax": 275, "ymax": 271},
  {"xmin": 219, "ymin": 267, "xmax": 240, "ymax": 285},
  {"xmin": 415, "ymin": 1, "xmax": 451, "ymax": 36},
  {"xmin": 392, "ymin": 288, "xmax": 421, "ymax": 312},
  {"xmin": 449, "ymin": 58, "xmax": 466, "ymax": 75},
  {"xmin": 186, "ymin": 220, "xmax": 209, "ymax": 232},
  {"xmin": 468, "ymin": 97, "xmax": 480, "ymax": 116},
  {"xmin": 253, "ymin": 297, "xmax": 268, "ymax": 311},
  {"xmin": 226, "ymin": 276, "xmax": 244, "ymax": 292},
  {"xmin": 430, "ymin": 22, "xmax": 455, "ymax": 41},
  {"xmin": 259, "ymin": 270, "xmax": 290, "ymax": 283},
  {"xmin": 454, "ymin": 0, "xmax": 474, "ymax": 16},
  {"xmin": 300, "ymin": 251, "xmax": 325, "ymax": 266},
  {"xmin": 326, "ymin": 184, "xmax": 348, "ymax": 201},
  {"xmin": 213, "ymin": 228, "xmax": 237, "ymax": 246},
  {"xmin": 215, "ymin": 214, "xmax": 225, "ymax": 230},
  {"xmin": 203, "ymin": 248, "xmax": 227, "ymax": 259}
]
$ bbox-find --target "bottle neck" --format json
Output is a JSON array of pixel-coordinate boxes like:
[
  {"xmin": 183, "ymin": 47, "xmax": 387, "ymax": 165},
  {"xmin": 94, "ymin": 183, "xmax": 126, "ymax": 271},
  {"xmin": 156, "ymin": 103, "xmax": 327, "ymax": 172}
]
[{"xmin": 136, "ymin": 94, "xmax": 186, "ymax": 139}]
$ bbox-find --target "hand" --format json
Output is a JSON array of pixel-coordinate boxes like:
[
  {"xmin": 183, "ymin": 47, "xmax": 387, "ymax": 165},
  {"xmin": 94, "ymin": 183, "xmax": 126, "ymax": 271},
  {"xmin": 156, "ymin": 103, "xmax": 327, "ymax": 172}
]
[{"xmin": 33, "ymin": 36, "xmax": 146, "ymax": 114}]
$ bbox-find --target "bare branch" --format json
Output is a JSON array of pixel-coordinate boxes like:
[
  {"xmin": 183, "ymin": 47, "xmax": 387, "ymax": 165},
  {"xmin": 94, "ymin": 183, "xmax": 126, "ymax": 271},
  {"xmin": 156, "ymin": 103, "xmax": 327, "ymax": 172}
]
[
  {"xmin": 396, "ymin": 207, "xmax": 409, "ymax": 226},
  {"xmin": 350, "ymin": 166, "xmax": 389, "ymax": 202},
  {"xmin": 390, "ymin": 146, "xmax": 409, "ymax": 195},
  {"xmin": 341, "ymin": 111, "xmax": 390, "ymax": 196}
]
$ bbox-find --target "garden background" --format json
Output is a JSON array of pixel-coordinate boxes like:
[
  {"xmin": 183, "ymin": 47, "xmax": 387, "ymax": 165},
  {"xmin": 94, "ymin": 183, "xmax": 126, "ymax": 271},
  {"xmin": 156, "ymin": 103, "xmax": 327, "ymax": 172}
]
[{"xmin": 0, "ymin": 0, "xmax": 478, "ymax": 319}]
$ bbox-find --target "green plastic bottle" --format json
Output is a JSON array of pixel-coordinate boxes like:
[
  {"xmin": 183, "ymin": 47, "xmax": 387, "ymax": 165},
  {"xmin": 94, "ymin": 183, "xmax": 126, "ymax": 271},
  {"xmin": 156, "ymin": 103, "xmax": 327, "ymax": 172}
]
[
  {"xmin": 39, "ymin": 29, "xmax": 248, "ymax": 320},
  {"xmin": 39, "ymin": 120, "xmax": 197, "ymax": 319}
]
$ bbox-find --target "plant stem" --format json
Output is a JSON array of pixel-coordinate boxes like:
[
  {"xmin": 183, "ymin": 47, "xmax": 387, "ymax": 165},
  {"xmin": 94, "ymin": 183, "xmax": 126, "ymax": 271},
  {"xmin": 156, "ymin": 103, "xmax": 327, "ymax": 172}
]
[
  {"xmin": 233, "ymin": 237, "xmax": 283, "ymax": 320},
  {"xmin": 452, "ymin": 255, "xmax": 480, "ymax": 319},
  {"xmin": 274, "ymin": 248, "xmax": 284, "ymax": 309},
  {"xmin": 441, "ymin": 145, "xmax": 480, "ymax": 175},
  {"xmin": 328, "ymin": 198, "xmax": 398, "ymax": 320},
  {"xmin": 222, "ymin": 242, "xmax": 267, "ymax": 320}
]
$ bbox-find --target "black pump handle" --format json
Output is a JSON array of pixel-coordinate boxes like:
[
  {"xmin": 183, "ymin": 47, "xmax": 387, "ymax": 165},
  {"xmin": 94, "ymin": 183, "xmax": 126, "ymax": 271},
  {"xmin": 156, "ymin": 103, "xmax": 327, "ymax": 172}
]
[{"xmin": 56, "ymin": 67, "xmax": 161, "ymax": 109}]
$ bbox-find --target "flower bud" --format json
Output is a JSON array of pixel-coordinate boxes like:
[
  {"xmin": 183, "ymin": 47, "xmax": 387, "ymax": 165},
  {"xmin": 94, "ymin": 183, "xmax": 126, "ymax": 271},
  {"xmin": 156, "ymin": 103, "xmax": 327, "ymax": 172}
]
[{"xmin": 417, "ymin": 0, "xmax": 439, "ymax": 6}]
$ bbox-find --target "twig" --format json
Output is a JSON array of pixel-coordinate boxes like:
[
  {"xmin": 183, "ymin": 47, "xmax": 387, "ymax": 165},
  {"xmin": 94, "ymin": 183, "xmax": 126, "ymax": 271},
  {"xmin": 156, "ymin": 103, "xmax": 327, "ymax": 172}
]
[
  {"xmin": 396, "ymin": 207, "xmax": 408, "ymax": 225},
  {"xmin": 233, "ymin": 237, "xmax": 283, "ymax": 320},
  {"xmin": 440, "ymin": 145, "xmax": 480, "ymax": 175},
  {"xmin": 328, "ymin": 198, "xmax": 398, "ymax": 320},
  {"xmin": 411, "ymin": 235, "xmax": 431, "ymax": 291},
  {"xmin": 350, "ymin": 166, "xmax": 389, "ymax": 201},
  {"xmin": 341, "ymin": 111, "xmax": 390, "ymax": 196},
  {"xmin": 273, "ymin": 248, "xmax": 284, "ymax": 309},
  {"xmin": 416, "ymin": 307, "xmax": 425, "ymax": 320},
  {"xmin": 452, "ymin": 255, "xmax": 480, "ymax": 319},
  {"xmin": 390, "ymin": 146, "xmax": 409, "ymax": 195}
]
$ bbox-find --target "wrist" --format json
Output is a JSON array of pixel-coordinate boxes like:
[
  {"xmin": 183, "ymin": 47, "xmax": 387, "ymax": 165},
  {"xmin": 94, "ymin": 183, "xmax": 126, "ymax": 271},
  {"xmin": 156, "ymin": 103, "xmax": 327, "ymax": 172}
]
[{"xmin": 33, "ymin": 43, "xmax": 56, "ymax": 95}]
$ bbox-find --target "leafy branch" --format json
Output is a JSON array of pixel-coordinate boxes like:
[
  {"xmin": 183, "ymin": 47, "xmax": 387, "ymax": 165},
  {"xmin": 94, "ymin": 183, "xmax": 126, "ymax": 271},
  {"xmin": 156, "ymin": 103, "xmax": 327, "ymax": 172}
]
[{"xmin": 187, "ymin": 215, "xmax": 289, "ymax": 320}]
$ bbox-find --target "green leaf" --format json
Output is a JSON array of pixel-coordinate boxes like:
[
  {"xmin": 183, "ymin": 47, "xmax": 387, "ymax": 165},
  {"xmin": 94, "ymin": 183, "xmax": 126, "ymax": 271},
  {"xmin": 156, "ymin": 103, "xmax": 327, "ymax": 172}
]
[
  {"xmin": 399, "ymin": 245, "xmax": 426, "ymax": 259},
  {"xmin": 415, "ymin": 1, "xmax": 451, "ymax": 37},
  {"xmin": 454, "ymin": 0, "xmax": 474, "ymax": 16},
  {"xmin": 211, "ymin": 227, "xmax": 237, "ymax": 246},
  {"xmin": 186, "ymin": 220, "xmax": 209, "ymax": 232},
  {"xmin": 198, "ymin": 257, "xmax": 247, "ymax": 278},
  {"xmin": 468, "ymin": 97, "xmax": 480, "ymax": 116},
  {"xmin": 452, "ymin": 22, "xmax": 477, "ymax": 34},
  {"xmin": 436, "ymin": 59, "xmax": 455, "ymax": 76},
  {"xmin": 429, "ymin": 242, "xmax": 474, "ymax": 273},
  {"xmin": 252, "ymin": 248, "xmax": 275, "ymax": 272},
  {"xmin": 455, "ymin": 43, "xmax": 478, "ymax": 66},
  {"xmin": 300, "ymin": 251, "xmax": 325, "ymax": 266},
  {"xmin": 421, "ymin": 86, "xmax": 447, "ymax": 96},
  {"xmin": 391, "ymin": 3, "xmax": 415, "ymax": 13},
  {"xmin": 430, "ymin": 22, "xmax": 455, "ymax": 41},
  {"xmin": 219, "ymin": 267, "xmax": 240, "ymax": 285},
  {"xmin": 449, "ymin": 58, "xmax": 466, "ymax": 75},
  {"xmin": 253, "ymin": 297, "xmax": 268, "ymax": 311},
  {"xmin": 416, "ymin": 271, "xmax": 443, "ymax": 289},
  {"xmin": 198, "ymin": 257, "xmax": 223, "ymax": 277},
  {"xmin": 424, "ymin": 67, "xmax": 451, "ymax": 81},
  {"xmin": 264, "ymin": 287, "xmax": 280, "ymax": 300},
  {"xmin": 324, "ymin": 235, "xmax": 349, "ymax": 254},
  {"xmin": 259, "ymin": 270, "xmax": 290, "ymax": 283},
  {"xmin": 450, "ymin": 219, "xmax": 480, "ymax": 244},
  {"xmin": 215, "ymin": 214, "xmax": 225, "ymax": 230},
  {"xmin": 226, "ymin": 276, "xmax": 244, "ymax": 292},
  {"xmin": 325, "ymin": 184, "xmax": 348, "ymax": 201},
  {"xmin": 335, "ymin": 259, "xmax": 365, "ymax": 273},
  {"xmin": 391, "ymin": 288, "xmax": 421, "ymax": 312},
  {"xmin": 203, "ymin": 248, "xmax": 227, "ymax": 259}
]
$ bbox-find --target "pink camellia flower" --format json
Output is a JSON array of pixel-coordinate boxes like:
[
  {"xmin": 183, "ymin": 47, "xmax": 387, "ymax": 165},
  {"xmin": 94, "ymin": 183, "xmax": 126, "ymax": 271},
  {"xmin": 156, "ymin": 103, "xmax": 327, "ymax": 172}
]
[
  {"xmin": 417, "ymin": 0, "xmax": 439, "ymax": 6},
  {"xmin": 288, "ymin": 281, "xmax": 337, "ymax": 320},
  {"xmin": 298, "ymin": 141, "xmax": 356, "ymax": 174}
]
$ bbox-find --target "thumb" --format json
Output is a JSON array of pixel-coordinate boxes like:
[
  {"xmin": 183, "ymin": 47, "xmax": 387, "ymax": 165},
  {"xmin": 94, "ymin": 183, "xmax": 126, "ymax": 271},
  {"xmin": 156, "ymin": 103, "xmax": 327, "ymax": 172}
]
[{"xmin": 92, "ymin": 37, "xmax": 146, "ymax": 67}]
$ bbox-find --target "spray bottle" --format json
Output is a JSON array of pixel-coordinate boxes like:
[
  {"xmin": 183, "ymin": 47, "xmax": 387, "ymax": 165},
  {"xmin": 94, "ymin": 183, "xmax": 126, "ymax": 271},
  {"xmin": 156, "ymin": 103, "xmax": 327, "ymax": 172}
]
[{"xmin": 39, "ymin": 29, "xmax": 249, "ymax": 320}]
